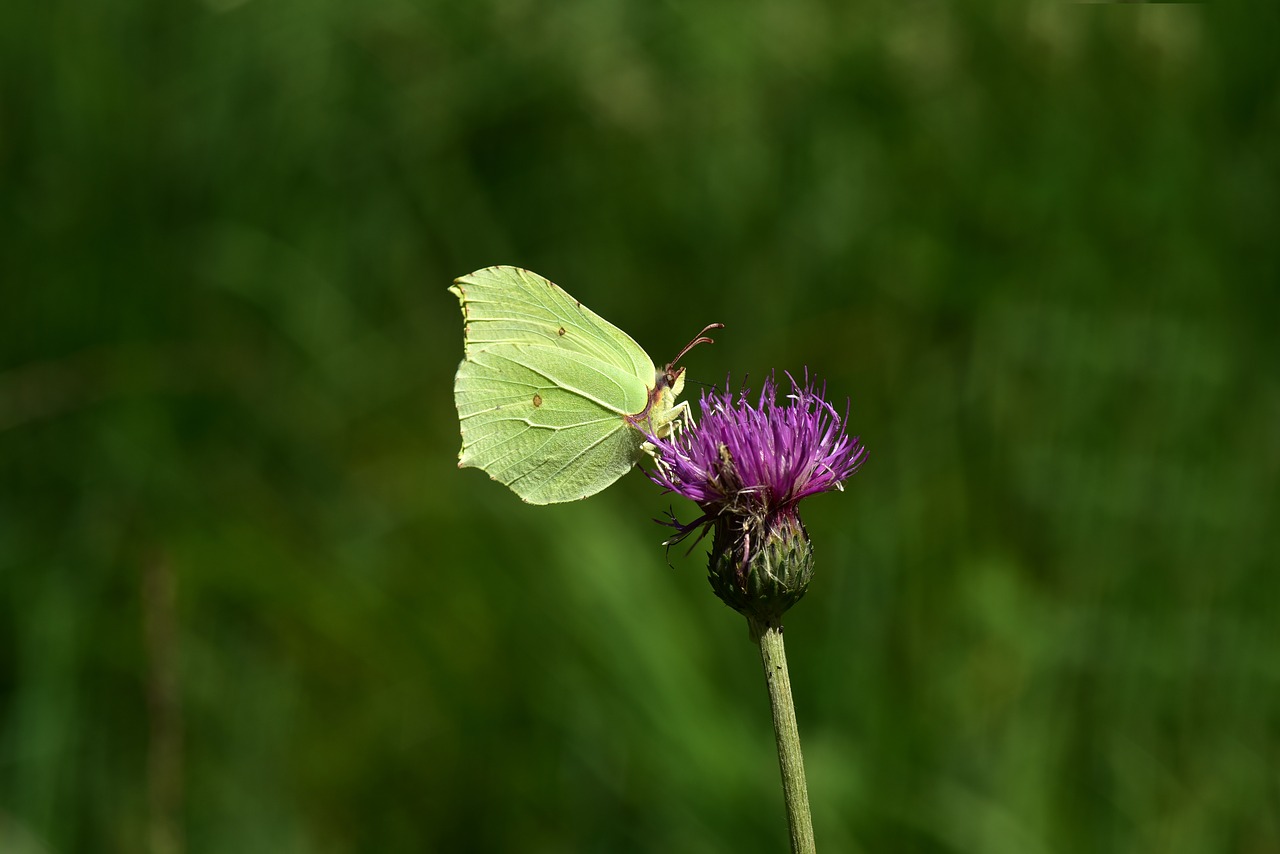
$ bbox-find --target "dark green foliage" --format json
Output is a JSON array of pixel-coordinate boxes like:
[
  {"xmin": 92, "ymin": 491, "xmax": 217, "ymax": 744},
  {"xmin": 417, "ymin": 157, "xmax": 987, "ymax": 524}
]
[{"xmin": 2, "ymin": 2, "xmax": 1276, "ymax": 852}]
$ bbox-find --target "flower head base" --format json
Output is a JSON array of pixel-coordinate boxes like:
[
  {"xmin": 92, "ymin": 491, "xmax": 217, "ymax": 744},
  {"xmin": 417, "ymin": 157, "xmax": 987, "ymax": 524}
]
[{"xmin": 645, "ymin": 373, "xmax": 866, "ymax": 622}]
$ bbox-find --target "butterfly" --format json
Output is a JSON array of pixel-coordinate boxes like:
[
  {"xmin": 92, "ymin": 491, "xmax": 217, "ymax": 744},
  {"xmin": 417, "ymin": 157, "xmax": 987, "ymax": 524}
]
[{"xmin": 450, "ymin": 266, "xmax": 721, "ymax": 504}]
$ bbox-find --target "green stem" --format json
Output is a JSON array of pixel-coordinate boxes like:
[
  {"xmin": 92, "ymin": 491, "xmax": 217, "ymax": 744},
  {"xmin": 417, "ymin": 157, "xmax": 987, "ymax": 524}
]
[{"xmin": 749, "ymin": 617, "xmax": 816, "ymax": 854}]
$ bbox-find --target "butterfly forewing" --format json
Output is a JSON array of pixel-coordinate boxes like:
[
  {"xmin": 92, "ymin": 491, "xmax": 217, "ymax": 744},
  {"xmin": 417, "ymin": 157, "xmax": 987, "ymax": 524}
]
[{"xmin": 454, "ymin": 267, "xmax": 655, "ymax": 384}]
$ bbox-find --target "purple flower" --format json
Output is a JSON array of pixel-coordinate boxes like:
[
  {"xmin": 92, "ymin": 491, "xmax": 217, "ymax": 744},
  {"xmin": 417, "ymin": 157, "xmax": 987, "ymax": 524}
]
[
  {"xmin": 644, "ymin": 373, "xmax": 866, "ymax": 622},
  {"xmin": 646, "ymin": 372, "xmax": 865, "ymax": 531}
]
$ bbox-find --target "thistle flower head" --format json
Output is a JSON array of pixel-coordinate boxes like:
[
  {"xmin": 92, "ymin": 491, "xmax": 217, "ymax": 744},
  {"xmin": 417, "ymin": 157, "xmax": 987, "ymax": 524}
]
[{"xmin": 644, "ymin": 372, "xmax": 866, "ymax": 622}]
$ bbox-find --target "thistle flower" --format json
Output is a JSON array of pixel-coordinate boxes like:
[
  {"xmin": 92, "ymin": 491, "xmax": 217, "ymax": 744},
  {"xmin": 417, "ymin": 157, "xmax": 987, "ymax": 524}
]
[{"xmin": 645, "ymin": 373, "xmax": 866, "ymax": 622}]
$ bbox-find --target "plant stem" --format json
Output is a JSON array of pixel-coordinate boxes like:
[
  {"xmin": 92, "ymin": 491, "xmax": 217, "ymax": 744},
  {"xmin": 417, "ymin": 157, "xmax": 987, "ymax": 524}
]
[{"xmin": 749, "ymin": 617, "xmax": 816, "ymax": 854}]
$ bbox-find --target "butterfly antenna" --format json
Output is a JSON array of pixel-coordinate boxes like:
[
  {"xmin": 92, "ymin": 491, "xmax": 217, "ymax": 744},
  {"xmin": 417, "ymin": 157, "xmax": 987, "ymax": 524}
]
[{"xmin": 669, "ymin": 323, "xmax": 725, "ymax": 367}]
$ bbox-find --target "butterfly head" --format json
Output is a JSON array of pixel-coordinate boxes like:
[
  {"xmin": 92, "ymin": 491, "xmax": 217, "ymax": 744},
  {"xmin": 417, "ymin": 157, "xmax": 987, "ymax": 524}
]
[{"xmin": 631, "ymin": 323, "xmax": 724, "ymax": 437}]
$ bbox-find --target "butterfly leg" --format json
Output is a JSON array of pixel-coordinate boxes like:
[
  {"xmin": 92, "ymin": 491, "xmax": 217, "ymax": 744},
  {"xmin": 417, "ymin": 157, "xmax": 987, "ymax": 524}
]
[
  {"xmin": 667, "ymin": 400, "xmax": 694, "ymax": 437},
  {"xmin": 640, "ymin": 401, "xmax": 693, "ymax": 459}
]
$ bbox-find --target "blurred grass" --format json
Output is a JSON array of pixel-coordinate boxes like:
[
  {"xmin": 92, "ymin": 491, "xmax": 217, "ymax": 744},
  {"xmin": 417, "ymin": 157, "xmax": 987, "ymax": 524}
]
[{"xmin": 2, "ymin": 1, "xmax": 1278, "ymax": 852}]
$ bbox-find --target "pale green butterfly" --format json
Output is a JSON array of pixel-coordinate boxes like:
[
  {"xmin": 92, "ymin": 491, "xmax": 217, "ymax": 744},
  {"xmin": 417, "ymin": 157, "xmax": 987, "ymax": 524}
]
[{"xmin": 450, "ymin": 266, "xmax": 722, "ymax": 504}]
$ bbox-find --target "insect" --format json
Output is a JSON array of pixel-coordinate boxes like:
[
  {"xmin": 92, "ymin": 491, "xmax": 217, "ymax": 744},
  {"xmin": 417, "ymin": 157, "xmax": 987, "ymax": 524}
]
[{"xmin": 450, "ymin": 266, "xmax": 721, "ymax": 504}]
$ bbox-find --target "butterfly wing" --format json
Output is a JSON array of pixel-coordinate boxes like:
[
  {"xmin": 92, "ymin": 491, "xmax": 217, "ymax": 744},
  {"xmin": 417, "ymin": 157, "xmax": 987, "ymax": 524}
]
[{"xmin": 450, "ymin": 267, "xmax": 658, "ymax": 504}]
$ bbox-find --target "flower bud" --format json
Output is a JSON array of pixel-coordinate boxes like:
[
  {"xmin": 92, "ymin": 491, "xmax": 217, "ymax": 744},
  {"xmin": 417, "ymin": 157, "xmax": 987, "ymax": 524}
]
[{"xmin": 707, "ymin": 511, "xmax": 814, "ymax": 623}]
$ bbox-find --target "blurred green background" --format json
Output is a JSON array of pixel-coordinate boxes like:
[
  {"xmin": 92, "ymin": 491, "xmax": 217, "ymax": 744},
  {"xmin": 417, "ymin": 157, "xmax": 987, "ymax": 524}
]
[{"xmin": 2, "ymin": 1, "xmax": 1277, "ymax": 852}]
